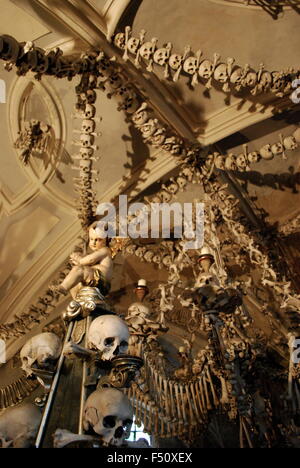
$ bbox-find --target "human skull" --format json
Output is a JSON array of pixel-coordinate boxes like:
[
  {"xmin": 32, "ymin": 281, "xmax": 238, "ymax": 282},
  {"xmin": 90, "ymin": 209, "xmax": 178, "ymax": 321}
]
[
  {"xmin": 86, "ymin": 90, "xmax": 97, "ymax": 104},
  {"xmin": 98, "ymin": 59, "xmax": 112, "ymax": 82},
  {"xmin": 84, "ymin": 104, "xmax": 96, "ymax": 119},
  {"xmin": 80, "ymin": 147, "xmax": 94, "ymax": 158},
  {"xmin": 180, "ymin": 166, "xmax": 193, "ymax": 181},
  {"xmin": 271, "ymin": 142, "xmax": 284, "ymax": 155},
  {"xmin": 81, "ymin": 119, "xmax": 95, "ymax": 134},
  {"xmin": 236, "ymin": 153, "xmax": 248, "ymax": 171},
  {"xmin": 162, "ymin": 136, "xmax": 179, "ymax": 153},
  {"xmin": 20, "ymin": 332, "xmax": 62, "ymax": 377},
  {"xmin": 80, "ymin": 134, "xmax": 94, "ymax": 147},
  {"xmin": 141, "ymin": 119, "xmax": 158, "ymax": 139},
  {"xmin": 170, "ymin": 143, "xmax": 183, "ymax": 156},
  {"xmin": 169, "ymin": 54, "xmax": 182, "ymax": 71},
  {"xmin": 259, "ymin": 71, "xmax": 272, "ymax": 90},
  {"xmin": 79, "ymin": 160, "xmax": 92, "ymax": 172},
  {"xmin": 144, "ymin": 250, "xmax": 154, "ymax": 262},
  {"xmin": 122, "ymin": 97, "xmax": 139, "ymax": 114},
  {"xmin": 152, "ymin": 253, "xmax": 162, "ymax": 264},
  {"xmin": 168, "ymin": 180, "xmax": 179, "ymax": 194},
  {"xmin": 87, "ymin": 315, "xmax": 129, "ymax": 360},
  {"xmin": 150, "ymin": 129, "xmax": 166, "ymax": 146},
  {"xmin": 114, "ymin": 33, "xmax": 126, "ymax": 49},
  {"xmin": 215, "ymin": 154, "xmax": 225, "ymax": 170},
  {"xmin": 0, "ymin": 403, "xmax": 42, "ymax": 448},
  {"xmin": 260, "ymin": 144, "xmax": 274, "ymax": 160},
  {"xmin": 271, "ymin": 72, "xmax": 284, "ymax": 92},
  {"xmin": 160, "ymin": 190, "xmax": 172, "ymax": 203},
  {"xmin": 132, "ymin": 108, "xmax": 149, "ymax": 127},
  {"xmin": 162, "ymin": 254, "xmax": 172, "ymax": 267},
  {"xmin": 225, "ymin": 154, "xmax": 237, "ymax": 170},
  {"xmin": 127, "ymin": 37, "xmax": 140, "ymax": 55},
  {"xmin": 83, "ymin": 388, "xmax": 133, "ymax": 447},
  {"xmin": 248, "ymin": 151, "xmax": 260, "ymax": 164},
  {"xmin": 243, "ymin": 71, "xmax": 257, "ymax": 87},
  {"xmin": 283, "ymin": 136, "xmax": 298, "ymax": 150},
  {"xmin": 183, "ymin": 56, "xmax": 199, "ymax": 75},
  {"xmin": 195, "ymin": 273, "xmax": 220, "ymax": 304},
  {"xmin": 106, "ymin": 73, "xmax": 122, "ymax": 90},
  {"xmin": 135, "ymin": 247, "xmax": 146, "ymax": 258},
  {"xmin": 154, "ymin": 48, "xmax": 170, "ymax": 66},
  {"xmin": 199, "ymin": 60, "xmax": 213, "ymax": 79},
  {"xmin": 139, "ymin": 41, "xmax": 156, "ymax": 61},
  {"xmin": 176, "ymin": 175, "xmax": 187, "ymax": 190},
  {"xmin": 230, "ymin": 67, "xmax": 243, "ymax": 86},
  {"xmin": 128, "ymin": 302, "xmax": 151, "ymax": 319},
  {"xmin": 125, "ymin": 244, "xmax": 137, "ymax": 255},
  {"xmin": 214, "ymin": 63, "xmax": 228, "ymax": 83}
]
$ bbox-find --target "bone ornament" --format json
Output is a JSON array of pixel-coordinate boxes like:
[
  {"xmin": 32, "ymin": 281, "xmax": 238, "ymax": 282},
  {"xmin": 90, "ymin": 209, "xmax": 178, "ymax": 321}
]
[
  {"xmin": 153, "ymin": 43, "xmax": 172, "ymax": 78},
  {"xmin": 87, "ymin": 315, "xmax": 129, "ymax": 360},
  {"xmin": 139, "ymin": 37, "xmax": 158, "ymax": 72},
  {"xmin": 20, "ymin": 332, "xmax": 62, "ymax": 378},
  {"xmin": 83, "ymin": 388, "xmax": 133, "ymax": 447},
  {"xmin": 199, "ymin": 53, "xmax": 220, "ymax": 89},
  {"xmin": 259, "ymin": 144, "xmax": 274, "ymax": 160},
  {"xmin": 0, "ymin": 403, "xmax": 42, "ymax": 448},
  {"xmin": 183, "ymin": 50, "xmax": 202, "ymax": 87}
]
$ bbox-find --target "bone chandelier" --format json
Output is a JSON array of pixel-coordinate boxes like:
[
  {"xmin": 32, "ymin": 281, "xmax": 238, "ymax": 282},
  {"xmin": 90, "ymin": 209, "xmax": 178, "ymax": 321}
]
[{"xmin": 0, "ymin": 25, "xmax": 300, "ymax": 451}]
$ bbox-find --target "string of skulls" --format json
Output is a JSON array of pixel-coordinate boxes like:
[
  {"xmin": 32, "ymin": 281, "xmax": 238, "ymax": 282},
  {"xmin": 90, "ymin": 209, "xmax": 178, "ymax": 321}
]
[{"xmin": 113, "ymin": 26, "xmax": 299, "ymax": 95}]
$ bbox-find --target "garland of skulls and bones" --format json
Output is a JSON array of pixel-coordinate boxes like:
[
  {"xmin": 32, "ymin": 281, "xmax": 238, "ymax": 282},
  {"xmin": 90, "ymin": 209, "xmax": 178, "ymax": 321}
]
[
  {"xmin": 113, "ymin": 26, "xmax": 299, "ymax": 96},
  {"xmin": 1, "ymin": 35, "xmax": 300, "ymax": 444}
]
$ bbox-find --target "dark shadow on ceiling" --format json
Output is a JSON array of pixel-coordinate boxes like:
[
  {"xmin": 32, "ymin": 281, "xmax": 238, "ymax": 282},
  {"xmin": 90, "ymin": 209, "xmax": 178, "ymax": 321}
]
[
  {"xmin": 251, "ymin": 0, "xmax": 300, "ymax": 19},
  {"xmin": 28, "ymin": 0, "xmax": 72, "ymax": 36},
  {"xmin": 216, "ymin": 108, "xmax": 300, "ymax": 152},
  {"xmin": 115, "ymin": 0, "xmax": 144, "ymax": 33},
  {"xmin": 232, "ymin": 166, "xmax": 300, "ymax": 193}
]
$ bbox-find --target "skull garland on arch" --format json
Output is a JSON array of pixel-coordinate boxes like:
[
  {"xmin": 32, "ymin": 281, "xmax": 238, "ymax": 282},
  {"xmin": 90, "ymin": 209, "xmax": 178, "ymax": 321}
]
[{"xmin": 83, "ymin": 388, "xmax": 133, "ymax": 447}]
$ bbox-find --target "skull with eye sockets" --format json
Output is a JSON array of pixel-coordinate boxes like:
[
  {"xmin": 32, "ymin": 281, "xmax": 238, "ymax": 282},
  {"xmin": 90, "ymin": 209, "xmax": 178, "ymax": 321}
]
[
  {"xmin": 20, "ymin": 332, "xmax": 62, "ymax": 377},
  {"xmin": 83, "ymin": 388, "xmax": 133, "ymax": 447},
  {"xmin": 87, "ymin": 315, "xmax": 129, "ymax": 361},
  {"xmin": 260, "ymin": 144, "xmax": 274, "ymax": 160}
]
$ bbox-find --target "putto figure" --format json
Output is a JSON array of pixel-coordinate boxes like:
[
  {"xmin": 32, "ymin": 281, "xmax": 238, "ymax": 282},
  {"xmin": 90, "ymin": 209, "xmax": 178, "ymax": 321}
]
[{"xmin": 54, "ymin": 223, "xmax": 113, "ymax": 298}]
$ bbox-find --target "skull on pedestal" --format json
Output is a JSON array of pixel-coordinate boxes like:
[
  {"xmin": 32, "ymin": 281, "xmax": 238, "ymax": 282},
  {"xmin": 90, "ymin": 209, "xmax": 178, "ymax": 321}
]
[{"xmin": 87, "ymin": 315, "xmax": 129, "ymax": 360}]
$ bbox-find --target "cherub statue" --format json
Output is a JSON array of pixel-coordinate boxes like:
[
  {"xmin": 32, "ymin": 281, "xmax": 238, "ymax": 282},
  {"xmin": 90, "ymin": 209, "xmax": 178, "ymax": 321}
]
[{"xmin": 53, "ymin": 223, "xmax": 113, "ymax": 298}]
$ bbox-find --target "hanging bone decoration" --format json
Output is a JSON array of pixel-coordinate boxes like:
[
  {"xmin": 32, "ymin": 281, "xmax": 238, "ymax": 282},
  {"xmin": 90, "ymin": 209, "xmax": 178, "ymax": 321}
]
[
  {"xmin": 0, "ymin": 377, "xmax": 39, "ymax": 410},
  {"xmin": 205, "ymin": 128, "xmax": 299, "ymax": 174},
  {"xmin": 14, "ymin": 120, "xmax": 52, "ymax": 165},
  {"xmin": 72, "ymin": 73, "xmax": 100, "ymax": 228},
  {"xmin": 113, "ymin": 27, "xmax": 297, "ymax": 96}
]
